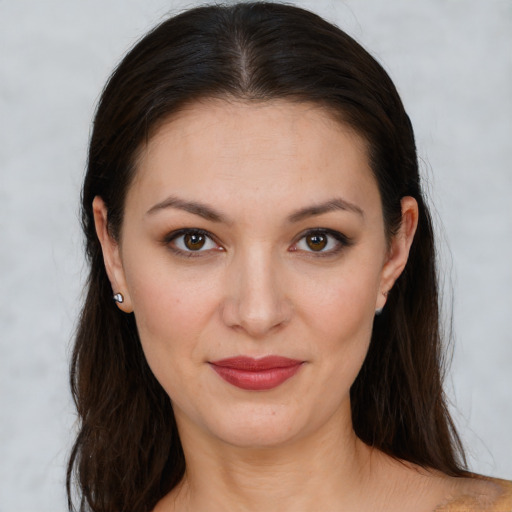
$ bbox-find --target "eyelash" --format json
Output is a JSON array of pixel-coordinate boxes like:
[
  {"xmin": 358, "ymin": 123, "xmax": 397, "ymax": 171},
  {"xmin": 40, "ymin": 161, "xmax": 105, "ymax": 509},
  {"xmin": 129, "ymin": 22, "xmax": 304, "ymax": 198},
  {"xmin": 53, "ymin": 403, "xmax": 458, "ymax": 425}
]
[
  {"xmin": 290, "ymin": 228, "xmax": 352, "ymax": 257},
  {"xmin": 163, "ymin": 228, "xmax": 221, "ymax": 258},
  {"xmin": 163, "ymin": 228, "xmax": 352, "ymax": 258}
]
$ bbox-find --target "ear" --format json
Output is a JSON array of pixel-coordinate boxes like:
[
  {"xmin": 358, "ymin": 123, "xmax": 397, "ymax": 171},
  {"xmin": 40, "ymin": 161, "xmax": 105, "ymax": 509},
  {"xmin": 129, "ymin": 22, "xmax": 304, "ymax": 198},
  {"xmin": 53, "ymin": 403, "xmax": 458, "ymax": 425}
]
[
  {"xmin": 92, "ymin": 196, "xmax": 133, "ymax": 313},
  {"xmin": 377, "ymin": 196, "xmax": 419, "ymax": 310}
]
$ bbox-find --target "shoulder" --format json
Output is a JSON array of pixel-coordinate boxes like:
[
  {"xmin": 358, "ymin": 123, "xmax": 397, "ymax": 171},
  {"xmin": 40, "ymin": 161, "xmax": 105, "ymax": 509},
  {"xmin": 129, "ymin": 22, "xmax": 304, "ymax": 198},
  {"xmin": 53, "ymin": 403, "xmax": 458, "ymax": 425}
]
[{"xmin": 434, "ymin": 475, "xmax": 512, "ymax": 512}]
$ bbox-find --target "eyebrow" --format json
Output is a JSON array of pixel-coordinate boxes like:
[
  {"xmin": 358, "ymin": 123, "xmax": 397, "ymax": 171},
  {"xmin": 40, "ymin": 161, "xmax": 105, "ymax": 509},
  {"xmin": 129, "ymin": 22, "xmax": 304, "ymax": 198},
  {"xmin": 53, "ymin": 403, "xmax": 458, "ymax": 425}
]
[
  {"xmin": 146, "ymin": 195, "xmax": 363, "ymax": 223},
  {"xmin": 146, "ymin": 196, "xmax": 227, "ymax": 222},
  {"xmin": 287, "ymin": 198, "xmax": 364, "ymax": 223}
]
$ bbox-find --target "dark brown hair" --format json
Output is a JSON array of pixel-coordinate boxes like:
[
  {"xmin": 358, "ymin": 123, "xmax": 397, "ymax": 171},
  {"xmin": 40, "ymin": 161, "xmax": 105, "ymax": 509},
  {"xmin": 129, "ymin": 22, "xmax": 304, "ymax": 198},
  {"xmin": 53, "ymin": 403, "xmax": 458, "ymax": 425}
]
[{"xmin": 68, "ymin": 3, "xmax": 466, "ymax": 511}]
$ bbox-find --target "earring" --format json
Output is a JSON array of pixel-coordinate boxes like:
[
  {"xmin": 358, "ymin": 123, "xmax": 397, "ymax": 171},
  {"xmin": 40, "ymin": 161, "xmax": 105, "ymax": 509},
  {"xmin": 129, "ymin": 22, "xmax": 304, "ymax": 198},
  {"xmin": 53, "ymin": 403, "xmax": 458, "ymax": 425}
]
[
  {"xmin": 113, "ymin": 293, "xmax": 124, "ymax": 304},
  {"xmin": 375, "ymin": 290, "xmax": 389, "ymax": 315}
]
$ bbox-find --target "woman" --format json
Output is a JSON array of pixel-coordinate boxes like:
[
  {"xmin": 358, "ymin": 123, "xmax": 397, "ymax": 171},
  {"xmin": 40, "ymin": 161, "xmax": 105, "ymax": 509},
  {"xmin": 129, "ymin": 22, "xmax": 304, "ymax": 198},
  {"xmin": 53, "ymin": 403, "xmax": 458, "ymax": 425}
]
[{"xmin": 67, "ymin": 3, "xmax": 512, "ymax": 511}]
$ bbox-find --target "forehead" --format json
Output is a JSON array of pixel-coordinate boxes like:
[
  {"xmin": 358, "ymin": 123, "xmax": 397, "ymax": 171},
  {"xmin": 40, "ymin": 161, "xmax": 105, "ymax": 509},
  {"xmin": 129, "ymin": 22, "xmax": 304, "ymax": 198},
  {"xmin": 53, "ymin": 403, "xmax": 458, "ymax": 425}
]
[{"xmin": 128, "ymin": 99, "xmax": 380, "ymax": 217}]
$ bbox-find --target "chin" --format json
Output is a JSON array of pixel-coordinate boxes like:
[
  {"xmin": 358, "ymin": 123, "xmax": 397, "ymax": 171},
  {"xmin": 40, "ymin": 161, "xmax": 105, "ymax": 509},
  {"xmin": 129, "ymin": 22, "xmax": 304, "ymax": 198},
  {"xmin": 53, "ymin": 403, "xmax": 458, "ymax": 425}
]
[
  {"xmin": 215, "ymin": 419, "xmax": 304, "ymax": 449},
  {"xmin": 175, "ymin": 397, "xmax": 310, "ymax": 449},
  {"xmin": 211, "ymin": 400, "xmax": 323, "ymax": 448}
]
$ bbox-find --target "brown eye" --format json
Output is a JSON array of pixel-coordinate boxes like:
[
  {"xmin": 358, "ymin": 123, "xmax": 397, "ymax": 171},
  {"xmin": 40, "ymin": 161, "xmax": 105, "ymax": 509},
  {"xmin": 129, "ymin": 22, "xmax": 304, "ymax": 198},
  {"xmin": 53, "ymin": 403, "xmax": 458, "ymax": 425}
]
[
  {"xmin": 184, "ymin": 233, "xmax": 206, "ymax": 250},
  {"xmin": 305, "ymin": 233, "xmax": 328, "ymax": 251},
  {"xmin": 168, "ymin": 230, "xmax": 218, "ymax": 254},
  {"xmin": 293, "ymin": 229, "xmax": 349, "ymax": 256}
]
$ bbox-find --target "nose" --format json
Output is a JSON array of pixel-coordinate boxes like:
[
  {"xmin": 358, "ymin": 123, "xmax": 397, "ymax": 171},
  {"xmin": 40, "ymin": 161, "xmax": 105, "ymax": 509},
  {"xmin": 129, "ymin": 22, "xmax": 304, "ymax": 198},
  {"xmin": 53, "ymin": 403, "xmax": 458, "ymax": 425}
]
[{"xmin": 221, "ymin": 246, "xmax": 293, "ymax": 338}]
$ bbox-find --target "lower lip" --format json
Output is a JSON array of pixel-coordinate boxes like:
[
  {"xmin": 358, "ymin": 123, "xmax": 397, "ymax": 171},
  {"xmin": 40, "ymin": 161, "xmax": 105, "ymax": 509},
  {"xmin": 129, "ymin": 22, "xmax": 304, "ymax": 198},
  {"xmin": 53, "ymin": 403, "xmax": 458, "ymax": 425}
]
[{"xmin": 210, "ymin": 363, "xmax": 303, "ymax": 391}]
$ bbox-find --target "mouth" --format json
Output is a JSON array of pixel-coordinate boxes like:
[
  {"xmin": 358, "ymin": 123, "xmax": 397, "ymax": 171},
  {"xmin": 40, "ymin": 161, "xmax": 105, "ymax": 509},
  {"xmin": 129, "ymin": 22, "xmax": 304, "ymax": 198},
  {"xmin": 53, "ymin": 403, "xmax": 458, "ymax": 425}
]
[{"xmin": 208, "ymin": 356, "xmax": 304, "ymax": 391}]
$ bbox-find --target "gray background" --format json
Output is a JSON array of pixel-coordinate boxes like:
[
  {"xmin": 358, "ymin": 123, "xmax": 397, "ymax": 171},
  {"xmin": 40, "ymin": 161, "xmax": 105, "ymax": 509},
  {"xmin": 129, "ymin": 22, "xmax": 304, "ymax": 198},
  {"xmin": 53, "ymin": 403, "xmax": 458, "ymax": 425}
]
[{"xmin": 1, "ymin": 0, "xmax": 511, "ymax": 510}]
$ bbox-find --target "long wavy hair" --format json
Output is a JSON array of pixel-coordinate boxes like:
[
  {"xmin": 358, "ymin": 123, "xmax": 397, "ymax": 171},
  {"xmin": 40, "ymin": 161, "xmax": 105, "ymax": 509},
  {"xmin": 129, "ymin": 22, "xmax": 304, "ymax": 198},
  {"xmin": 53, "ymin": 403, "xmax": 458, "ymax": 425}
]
[{"xmin": 67, "ymin": 3, "xmax": 467, "ymax": 511}]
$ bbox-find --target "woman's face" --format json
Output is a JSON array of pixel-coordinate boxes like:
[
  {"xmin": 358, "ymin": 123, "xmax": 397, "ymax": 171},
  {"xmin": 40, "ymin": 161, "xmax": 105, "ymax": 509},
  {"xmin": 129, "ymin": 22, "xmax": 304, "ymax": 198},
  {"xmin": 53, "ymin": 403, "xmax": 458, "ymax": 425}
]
[{"xmin": 95, "ymin": 100, "xmax": 416, "ymax": 448}]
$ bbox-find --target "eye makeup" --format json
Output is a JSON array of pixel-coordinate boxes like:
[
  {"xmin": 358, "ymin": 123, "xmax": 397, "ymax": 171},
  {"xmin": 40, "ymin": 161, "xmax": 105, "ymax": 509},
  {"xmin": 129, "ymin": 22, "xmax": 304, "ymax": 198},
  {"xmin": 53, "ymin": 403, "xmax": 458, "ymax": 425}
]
[
  {"xmin": 163, "ymin": 228, "xmax": 223, "ymax": 258},
  {"xmin": 161, "ymin": 226, "xmax": 353, "ymax": 260},
  {"xmin": 290, "ymin": 228, "xmax": 353, "ymax": 258}
]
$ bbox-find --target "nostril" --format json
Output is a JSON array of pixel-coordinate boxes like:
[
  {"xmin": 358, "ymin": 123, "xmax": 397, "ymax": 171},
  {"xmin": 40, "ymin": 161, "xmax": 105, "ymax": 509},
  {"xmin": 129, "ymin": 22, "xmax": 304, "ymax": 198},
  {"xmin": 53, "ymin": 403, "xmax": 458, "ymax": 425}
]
[{"xmin": 220, "ymin": 294, "xmax": 293, "ymax": 338}]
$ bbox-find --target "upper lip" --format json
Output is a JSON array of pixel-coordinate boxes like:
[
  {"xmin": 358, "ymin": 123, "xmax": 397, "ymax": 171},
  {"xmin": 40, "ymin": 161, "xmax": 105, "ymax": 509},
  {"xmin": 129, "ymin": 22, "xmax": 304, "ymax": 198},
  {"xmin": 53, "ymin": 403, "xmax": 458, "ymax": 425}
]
[{"xmin": 209, "ymin": 356, "xmax": 303, "ymax": 371}]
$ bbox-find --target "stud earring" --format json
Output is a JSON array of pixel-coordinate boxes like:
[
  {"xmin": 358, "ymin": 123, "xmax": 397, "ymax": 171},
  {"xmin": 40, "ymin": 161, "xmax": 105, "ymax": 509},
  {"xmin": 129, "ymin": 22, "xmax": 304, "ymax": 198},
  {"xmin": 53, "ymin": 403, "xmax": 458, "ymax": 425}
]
[
  {"xmin": 113, "ymin": 293, "xmax": 124, "ymax": 304},
  {"xmin": 375, "ymin": 290, "xmax": 389, "ymax": 315}
]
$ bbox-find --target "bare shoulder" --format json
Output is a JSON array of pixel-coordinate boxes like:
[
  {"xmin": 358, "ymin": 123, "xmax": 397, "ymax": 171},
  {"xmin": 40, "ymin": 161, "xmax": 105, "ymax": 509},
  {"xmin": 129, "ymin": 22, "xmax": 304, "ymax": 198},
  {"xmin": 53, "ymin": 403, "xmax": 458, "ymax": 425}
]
[
  {"xmin": 369, "ymin": 452, "xmax": 512, "ymax": 512},
  {"xmin": 434, "ymin": 475, "xmax": 512, "ymax": 512}
]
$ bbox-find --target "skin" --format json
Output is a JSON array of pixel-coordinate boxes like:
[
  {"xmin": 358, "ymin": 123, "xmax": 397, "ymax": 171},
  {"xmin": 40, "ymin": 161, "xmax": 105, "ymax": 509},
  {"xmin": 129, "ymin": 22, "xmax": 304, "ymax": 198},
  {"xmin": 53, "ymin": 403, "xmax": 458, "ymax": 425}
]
[{"xmin": 93, "ymin": 100, "xmax": 503, "ymax": 511}]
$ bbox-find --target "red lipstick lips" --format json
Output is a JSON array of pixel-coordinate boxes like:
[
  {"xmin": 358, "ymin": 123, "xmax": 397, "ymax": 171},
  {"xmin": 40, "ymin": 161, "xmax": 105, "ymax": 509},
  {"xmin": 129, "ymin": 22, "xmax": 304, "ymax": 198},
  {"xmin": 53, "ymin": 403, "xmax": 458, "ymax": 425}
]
[{"xmin": 209, "ymin": 356, "xmax": 304, "ymax": 391}]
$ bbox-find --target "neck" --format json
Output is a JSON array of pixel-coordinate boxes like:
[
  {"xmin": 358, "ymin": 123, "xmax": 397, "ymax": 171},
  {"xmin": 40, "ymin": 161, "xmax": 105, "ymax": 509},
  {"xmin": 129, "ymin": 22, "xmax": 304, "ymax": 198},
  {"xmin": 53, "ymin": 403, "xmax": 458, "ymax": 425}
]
[{"xmin": 165, "ymin": 405, "xmax": 377, "ymax": 512}]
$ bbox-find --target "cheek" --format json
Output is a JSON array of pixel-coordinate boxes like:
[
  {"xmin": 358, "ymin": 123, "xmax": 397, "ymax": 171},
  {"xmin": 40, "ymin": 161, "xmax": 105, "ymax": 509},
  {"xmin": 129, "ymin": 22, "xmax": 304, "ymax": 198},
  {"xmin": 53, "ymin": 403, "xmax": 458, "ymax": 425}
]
[
  {"xmin": 317, "ymin": 290, "xmax": 374, "ymax": 400},
  {"xmin": 123, "ymin": 255, "xmax": 221, "ymax": 381},
  {"xmin": 293, "ymin": 258, "xmax": 380, "ymax": 381},
  {"xmin": 316, "ymin": 284, "xmax": 375, "ymax": 365},
  {"xmin": 298, "ymin": 261, "xmax": 380, "ymax": 337}
]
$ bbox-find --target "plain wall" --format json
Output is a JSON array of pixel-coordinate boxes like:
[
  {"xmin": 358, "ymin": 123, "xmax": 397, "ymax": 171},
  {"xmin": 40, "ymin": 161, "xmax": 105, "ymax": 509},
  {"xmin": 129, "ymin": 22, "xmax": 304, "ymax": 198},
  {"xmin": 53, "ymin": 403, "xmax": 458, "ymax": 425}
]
[{"xmin": 1, "ymin": 0, "xmax": 510, "ymax": 510}]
